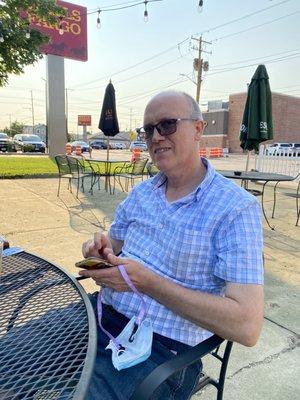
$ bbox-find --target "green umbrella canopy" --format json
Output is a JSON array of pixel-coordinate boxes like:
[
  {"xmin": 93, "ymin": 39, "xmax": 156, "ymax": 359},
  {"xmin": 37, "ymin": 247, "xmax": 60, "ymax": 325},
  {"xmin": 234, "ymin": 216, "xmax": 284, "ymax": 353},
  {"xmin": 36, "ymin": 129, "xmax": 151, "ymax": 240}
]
[{"xmin": 240, "ymin": 64, "xmax": 273, "ymax": 151}]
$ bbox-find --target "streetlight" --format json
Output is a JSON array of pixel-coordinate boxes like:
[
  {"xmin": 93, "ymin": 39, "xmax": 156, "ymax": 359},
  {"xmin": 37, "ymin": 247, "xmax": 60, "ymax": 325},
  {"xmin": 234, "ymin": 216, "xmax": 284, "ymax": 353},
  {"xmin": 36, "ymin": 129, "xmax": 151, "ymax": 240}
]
[{"xmin": 179, "ymin": 73, "xmax": 197, "ymax": 85}]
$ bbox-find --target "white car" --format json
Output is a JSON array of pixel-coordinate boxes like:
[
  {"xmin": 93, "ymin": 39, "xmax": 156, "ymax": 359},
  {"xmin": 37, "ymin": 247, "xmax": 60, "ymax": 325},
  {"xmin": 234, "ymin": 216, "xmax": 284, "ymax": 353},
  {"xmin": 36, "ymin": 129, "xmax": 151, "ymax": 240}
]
[
  {"xmin": 289, "ymin": 143, "xmax": 300, "ymax": 157},
  {"xmin": 129, "ymin": 141, "xmax": 148, "ymax": 152},
  {"xmin": 266, "ymin": 143, "xmax": 292, "ymax": 156}
]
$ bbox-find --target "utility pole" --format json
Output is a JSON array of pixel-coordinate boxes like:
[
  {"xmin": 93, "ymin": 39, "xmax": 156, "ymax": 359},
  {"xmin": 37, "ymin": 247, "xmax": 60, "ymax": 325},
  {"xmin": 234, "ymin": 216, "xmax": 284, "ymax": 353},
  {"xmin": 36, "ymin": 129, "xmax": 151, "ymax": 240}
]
[
  {"xmin": 30, "ymin": 90, "xmax": 35, "ymax": 132},
  {"xmin": 191, "ymin": 36, "xmax": 211, "ymax": 103}
]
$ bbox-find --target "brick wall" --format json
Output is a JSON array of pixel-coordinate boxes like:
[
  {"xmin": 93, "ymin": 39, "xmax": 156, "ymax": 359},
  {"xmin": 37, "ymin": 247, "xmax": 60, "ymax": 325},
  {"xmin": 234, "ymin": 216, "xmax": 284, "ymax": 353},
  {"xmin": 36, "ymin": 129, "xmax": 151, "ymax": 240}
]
[
  {"xmin": 227, "ymin": 92, "xmax": 300, "ymax": 153},
  {"xmin": 199, "ymin": 135, "xmax": 227, "ymax": 149}
]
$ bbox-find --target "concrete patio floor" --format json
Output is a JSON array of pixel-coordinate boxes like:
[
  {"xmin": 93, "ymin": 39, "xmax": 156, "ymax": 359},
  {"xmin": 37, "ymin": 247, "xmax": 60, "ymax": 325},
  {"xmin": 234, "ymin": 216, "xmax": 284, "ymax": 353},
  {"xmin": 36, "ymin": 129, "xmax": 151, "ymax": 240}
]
[{"xmin": 0, "ymin": 155, "xmax": 299, "ymax": 400}]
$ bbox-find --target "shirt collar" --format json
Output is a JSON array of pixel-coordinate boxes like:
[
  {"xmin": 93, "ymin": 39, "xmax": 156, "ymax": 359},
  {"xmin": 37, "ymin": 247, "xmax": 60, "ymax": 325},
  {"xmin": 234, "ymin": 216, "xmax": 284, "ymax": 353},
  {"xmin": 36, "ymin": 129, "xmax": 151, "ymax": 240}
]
[{"xmin": 151, "ymin": 157, "xmax": 216, "ymax": 202}]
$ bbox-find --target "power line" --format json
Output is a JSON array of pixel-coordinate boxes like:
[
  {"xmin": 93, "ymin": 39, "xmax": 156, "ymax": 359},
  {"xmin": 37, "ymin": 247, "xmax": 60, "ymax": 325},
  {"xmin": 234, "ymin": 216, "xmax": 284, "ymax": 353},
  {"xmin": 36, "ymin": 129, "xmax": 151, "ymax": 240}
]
[
  {"xmin": 194, "ymin": 0, "xmax": 293, "ymax": 36},
  {"xmin": 212, "ymin": 10, "xmax": 300, "ymax": 42},
  {"xmin": 205, "ymin": 53, "xmax": 300, "ymax": 77},
  {"xmin": 71, "ymin": 38, "xmax": 190, "ymax": 89},
  {"xmin": 210, "ymin": 48, "xmax": 300, "ymax": 70}
]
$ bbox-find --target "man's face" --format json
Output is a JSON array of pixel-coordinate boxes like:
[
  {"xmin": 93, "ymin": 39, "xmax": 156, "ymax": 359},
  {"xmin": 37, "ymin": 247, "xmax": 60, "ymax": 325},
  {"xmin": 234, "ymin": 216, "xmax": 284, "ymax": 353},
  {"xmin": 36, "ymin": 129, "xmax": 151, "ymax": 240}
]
[{"xmin": 143, "ymin": 94, "xmax": 203, "ymax": 174}]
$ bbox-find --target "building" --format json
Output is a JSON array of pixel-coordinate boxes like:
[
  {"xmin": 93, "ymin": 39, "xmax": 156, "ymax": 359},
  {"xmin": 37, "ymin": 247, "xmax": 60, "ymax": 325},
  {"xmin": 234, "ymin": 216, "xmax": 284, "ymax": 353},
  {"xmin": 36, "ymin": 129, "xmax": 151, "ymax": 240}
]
[{"xmin": 199, "ymin": 92, "xmax": 300, "ymax": 153}]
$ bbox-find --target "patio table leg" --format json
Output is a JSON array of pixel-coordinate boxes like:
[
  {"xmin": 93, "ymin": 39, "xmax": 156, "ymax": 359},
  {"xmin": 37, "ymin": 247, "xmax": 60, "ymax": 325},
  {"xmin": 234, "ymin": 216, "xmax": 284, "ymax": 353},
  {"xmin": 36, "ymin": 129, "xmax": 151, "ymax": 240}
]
[{"xmin": 261, "ymin": 181, "xmax": 275, "ymax": 230}]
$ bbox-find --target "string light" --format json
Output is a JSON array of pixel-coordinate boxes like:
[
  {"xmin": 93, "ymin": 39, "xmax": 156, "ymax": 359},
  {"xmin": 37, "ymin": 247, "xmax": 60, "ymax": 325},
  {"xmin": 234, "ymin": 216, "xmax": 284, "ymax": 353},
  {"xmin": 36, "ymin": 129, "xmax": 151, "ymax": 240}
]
[
  {"xmin": 58, "ymin": 16, "xmax": 64, "ymax": 35},
  {"xmin": 198, "ymin": 0, "xmax": 203, "ymax": 13},
  {"xmin": 96, "ymin": 9, "xmax": 101, "ymax": 29},
  {"xmin": 144, "ymin": 1, "xmax": 149, "ymax": 22},
  {"xmin": 25, "ymin": 29, "xmax": 30, "ymax": 39},
  {"xmin": 0, "ymin": 35, "xmax": 4, "ymax": 43}
]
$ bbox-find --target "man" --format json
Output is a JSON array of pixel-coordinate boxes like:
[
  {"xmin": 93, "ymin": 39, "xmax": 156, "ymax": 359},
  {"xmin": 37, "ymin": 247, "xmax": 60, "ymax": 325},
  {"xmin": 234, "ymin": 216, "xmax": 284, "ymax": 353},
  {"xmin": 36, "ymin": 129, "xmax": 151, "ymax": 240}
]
[{"xmin": 80, "ymin": 90, "xmax": 264, "ymax": 399}]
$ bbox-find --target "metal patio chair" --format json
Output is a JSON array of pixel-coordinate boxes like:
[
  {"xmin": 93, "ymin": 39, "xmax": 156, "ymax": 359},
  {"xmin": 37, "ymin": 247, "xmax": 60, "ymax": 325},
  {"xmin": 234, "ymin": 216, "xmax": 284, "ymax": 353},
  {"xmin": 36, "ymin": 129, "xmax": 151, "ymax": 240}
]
[
  {"xmin": 113, "ymin": 158, "xmax": 149, "ymax": 193},
  {"xmin": 131, "ymin": 334, "xmax": 233, "ymax": 400},
  {"xmin": 66, "ymin": 155, "xmax": 95, "ymax": 197},
  {"xmin": 54, "ymin": 154, "xmax": 73, "ymax": 197}
]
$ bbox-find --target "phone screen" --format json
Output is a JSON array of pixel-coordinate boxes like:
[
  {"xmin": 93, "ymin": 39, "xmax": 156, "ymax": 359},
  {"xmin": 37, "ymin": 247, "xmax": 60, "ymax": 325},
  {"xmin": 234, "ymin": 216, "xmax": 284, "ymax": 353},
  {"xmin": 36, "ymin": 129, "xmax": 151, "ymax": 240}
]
[{"xmin": 75, "ymin": 257, "xmax": 113, "ymax": 270}]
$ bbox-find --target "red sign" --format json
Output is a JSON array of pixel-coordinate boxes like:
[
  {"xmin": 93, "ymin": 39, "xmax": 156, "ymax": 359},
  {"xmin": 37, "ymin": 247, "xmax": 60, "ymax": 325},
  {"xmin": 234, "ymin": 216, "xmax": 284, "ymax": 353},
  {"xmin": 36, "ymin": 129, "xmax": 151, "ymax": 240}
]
[
  {"xmin": 78, "ymin": 115, "xmax": 91, "ymax": 126},
  {"xmin": 26, "ymin": 1, "xmax": 87, "ymax": 62}
]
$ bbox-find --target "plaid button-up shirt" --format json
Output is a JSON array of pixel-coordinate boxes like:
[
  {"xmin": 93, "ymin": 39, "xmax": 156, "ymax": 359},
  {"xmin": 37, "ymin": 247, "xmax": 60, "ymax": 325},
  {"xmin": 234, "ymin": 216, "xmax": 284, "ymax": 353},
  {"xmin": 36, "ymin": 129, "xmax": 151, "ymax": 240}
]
[{"xmin": 103, "ymin": 159, "xmax": 263, "ymax": 346}]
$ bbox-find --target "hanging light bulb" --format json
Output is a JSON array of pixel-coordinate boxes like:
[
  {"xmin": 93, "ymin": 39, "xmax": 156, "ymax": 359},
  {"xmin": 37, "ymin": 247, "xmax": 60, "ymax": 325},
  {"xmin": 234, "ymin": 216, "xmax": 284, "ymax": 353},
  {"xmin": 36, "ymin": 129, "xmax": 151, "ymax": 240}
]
[
  {"xmin": 96, "ymin": 9, "xmax": 101, "ymax": 29},
  {"xmin": 198, "ymin": 0, "xmax": 204, "ymax": 13},
  {"xmin": 0, "ymin": 35, "xmax": 4, "ymax": 43},
  {"xmin": 25, "ymin": 29, "xmax": 30, "ymax": 39},
  {"xmin": 144, "ymin": 1, "xmax": 148, "ymax": 22},
  {"xmin": 58, "ymin": 16, "xmax": 64, "ymax": 35}
]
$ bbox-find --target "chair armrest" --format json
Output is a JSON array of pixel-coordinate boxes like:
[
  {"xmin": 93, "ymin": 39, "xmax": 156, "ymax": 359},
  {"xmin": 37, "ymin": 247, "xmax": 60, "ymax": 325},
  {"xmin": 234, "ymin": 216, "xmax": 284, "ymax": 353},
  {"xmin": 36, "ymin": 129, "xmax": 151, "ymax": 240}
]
[{"xmin": 131, "ymin": 334, "xmax": 224, "ymax": 400}]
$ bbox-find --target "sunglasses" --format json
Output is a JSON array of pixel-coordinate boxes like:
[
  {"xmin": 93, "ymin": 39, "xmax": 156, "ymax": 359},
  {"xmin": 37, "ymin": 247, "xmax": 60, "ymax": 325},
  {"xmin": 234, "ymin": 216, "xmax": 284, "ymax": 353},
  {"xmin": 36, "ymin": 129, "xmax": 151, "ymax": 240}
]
[{"xmin": 137, "ymin": 118, "xmax": 198, "ymax": 140}]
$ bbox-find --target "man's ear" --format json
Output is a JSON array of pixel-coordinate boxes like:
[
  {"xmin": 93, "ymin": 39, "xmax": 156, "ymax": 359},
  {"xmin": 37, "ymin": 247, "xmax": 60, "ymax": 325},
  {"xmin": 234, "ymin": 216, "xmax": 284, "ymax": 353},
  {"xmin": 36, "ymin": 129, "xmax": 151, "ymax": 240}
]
[{"xmin": 194, "ymin": 120, "xmax": 205, "ymax": 141}]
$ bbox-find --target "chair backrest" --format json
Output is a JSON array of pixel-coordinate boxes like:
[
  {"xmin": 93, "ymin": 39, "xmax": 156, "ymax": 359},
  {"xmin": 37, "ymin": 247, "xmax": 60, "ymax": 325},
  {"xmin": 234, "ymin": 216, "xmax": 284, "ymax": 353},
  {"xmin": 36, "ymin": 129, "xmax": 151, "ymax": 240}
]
[
  {"xmin": 146, "ymin": 161, "xmax": 159, "ymax": 177},
  {"xmin": 67, "ymin": 155, "xmax": 82, "ymax": 175},
  {"xmin": 55, "ymin": 154, "xmax": 71, "ymax": 175},
  {"xmin": 131, "ymin": 158, "xmax": 148, "ymax": 175}
]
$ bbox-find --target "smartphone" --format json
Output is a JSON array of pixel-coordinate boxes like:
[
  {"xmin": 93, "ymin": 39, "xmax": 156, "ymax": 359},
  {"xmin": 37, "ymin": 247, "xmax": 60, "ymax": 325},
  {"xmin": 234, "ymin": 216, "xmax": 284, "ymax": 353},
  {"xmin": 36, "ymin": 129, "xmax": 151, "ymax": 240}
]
[{"xmin": 75, "ymin": 257, "xmax": 113, "ymax": 270}]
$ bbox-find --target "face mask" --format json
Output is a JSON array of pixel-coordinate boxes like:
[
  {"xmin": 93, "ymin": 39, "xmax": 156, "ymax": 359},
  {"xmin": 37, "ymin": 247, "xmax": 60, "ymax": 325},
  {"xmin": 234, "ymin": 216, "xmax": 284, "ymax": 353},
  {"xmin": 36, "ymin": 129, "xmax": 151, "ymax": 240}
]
[{"xmin": 97, "ymin": 265, "xmax": 153, "ymax": 371}]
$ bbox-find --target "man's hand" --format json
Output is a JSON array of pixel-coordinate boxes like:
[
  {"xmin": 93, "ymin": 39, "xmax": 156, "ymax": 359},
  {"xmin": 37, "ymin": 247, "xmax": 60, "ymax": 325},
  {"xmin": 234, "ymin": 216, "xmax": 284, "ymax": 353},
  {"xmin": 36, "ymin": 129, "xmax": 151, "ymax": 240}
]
[
  {"xmin": 82, "ymin": 232, "xmax": 114, "ymax": 260},
  {"xmin": 78, "ymin": 254, "xmax": 150, "ymax": 292}
]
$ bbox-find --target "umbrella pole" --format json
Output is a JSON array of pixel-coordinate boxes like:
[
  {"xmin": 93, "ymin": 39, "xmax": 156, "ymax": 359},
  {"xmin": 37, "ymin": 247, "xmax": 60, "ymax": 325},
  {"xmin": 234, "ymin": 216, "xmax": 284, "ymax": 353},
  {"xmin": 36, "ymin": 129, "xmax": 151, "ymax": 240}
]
[
  {"xmin": 105, "ymin": 137, "xmax": 110, "ymax": 192},
  {"xmin": 245, "ymin": 150, "xmax": 251, "ymax": 172},
  {"xmin": 107, "ymin": 137, "xmax": 110, "ymax": 162}
]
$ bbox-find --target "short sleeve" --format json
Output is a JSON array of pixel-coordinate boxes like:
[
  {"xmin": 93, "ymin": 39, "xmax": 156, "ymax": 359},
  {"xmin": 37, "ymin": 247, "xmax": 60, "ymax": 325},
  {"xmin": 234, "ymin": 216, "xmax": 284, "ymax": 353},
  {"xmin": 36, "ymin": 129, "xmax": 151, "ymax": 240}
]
[{"xmin": 213, "ymin": 200, "xmax": 264, "ymax": 284}]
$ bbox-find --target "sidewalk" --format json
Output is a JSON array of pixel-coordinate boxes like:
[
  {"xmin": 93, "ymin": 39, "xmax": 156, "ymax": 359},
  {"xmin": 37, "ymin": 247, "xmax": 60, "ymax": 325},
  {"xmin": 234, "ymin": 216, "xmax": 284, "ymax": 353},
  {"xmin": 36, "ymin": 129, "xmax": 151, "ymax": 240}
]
[{"xmin": 0, "ymin": 156, "xmax": 299, "ymax": 400}]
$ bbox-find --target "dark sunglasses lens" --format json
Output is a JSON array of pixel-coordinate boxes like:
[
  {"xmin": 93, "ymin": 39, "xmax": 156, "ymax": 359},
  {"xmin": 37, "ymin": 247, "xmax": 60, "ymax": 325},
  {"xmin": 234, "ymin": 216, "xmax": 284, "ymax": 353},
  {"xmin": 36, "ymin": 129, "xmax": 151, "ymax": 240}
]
[
  {"xmin": 144, "ymin": 125, "xmax": 154, "ymax": 138},
  {"xmin": 159, "ymin": 119, "xmax": 178, "ymax": 136}
]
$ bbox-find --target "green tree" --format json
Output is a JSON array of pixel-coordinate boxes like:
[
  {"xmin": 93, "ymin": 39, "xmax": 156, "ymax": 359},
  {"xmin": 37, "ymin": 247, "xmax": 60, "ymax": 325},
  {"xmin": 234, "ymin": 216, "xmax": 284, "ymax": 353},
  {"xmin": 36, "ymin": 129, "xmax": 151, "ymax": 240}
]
[
  {"xmin": 0, "ymin": 0, "xmax": 65, "ymax": 86},
  {"xmin": 3, "ymin": 120, "xmax": 24, "ymax": 136}
]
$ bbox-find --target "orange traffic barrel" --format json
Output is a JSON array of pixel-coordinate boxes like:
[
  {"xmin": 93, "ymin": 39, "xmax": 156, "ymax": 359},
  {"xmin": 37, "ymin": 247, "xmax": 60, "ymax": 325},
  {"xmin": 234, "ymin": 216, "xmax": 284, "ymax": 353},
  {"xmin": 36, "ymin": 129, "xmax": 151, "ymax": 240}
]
[
  {"xmin": 199, "ymin": 148, "xmax": 207, "ymax": 157},
  {"xmin": 209, "ymin": 148, "xmax": 219, "ymax": 158},
  {"xmin": 75, "ymin": 144, "xmax": 82, "ymax": 155},
  {"xmin": 65, "ymin": 143, "xmax": 72, "ymax": 154},
  {"xmin": 131, "ymin": 148, "xmax": 141, "ymax": 162}
]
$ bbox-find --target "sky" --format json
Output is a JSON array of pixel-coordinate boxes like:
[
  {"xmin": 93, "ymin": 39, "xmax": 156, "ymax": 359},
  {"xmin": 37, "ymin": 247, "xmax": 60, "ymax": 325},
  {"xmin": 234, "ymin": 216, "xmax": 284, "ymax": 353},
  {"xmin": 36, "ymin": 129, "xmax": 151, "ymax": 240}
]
[{"xmin": 1, "ymin": 0, "xmax": 300, "ymax": 135}]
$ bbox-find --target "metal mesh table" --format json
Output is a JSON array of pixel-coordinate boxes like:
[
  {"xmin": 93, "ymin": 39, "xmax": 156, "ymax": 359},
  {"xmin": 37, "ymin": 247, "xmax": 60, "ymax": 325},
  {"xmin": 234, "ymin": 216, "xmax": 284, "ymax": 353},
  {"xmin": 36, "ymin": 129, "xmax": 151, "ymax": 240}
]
[{"xmin": 0, "ymin": 252, "xmax": 97, "ymax": 400}]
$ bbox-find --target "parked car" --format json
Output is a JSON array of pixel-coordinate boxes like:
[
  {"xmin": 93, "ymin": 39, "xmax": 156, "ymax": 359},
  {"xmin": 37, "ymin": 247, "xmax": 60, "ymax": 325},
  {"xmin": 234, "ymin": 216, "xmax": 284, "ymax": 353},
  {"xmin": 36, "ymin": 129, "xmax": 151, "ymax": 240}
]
[
  {"xmin": 266, "ymin": 143, "xmax": 291, "ymax": 156},
  {"xmin": 89, "ymin": 140, "xmax": 107, "ymax": 149},
  {"xmin": 110, "ymin": 142, "xmax": 127, "ymax": 150},
  {"xmin": 289, "ymin": 143, "xmax": 300, "ymax": 157},
  {"xmin": 13, "ymin": 134, "xmax": 46, "ymax": 153},
  {"xmin": 0, "ymin": 132, "xmax": 16, "ymax": 152},
  {"xmin": 129, "ymin": 141, "xmax": 148, "ymax": 152},
  {"xmin": 68, "ymin": 140, "xmax": 90, "ymax": 152}
]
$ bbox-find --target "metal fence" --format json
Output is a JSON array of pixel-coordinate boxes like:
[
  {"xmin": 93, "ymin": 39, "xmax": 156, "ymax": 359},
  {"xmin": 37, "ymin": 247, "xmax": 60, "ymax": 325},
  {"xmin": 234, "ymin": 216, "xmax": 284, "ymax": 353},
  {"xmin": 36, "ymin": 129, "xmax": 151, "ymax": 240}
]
[{"xmin": 255, "ymin": 145, "xmax": 300, "ymax": 177}]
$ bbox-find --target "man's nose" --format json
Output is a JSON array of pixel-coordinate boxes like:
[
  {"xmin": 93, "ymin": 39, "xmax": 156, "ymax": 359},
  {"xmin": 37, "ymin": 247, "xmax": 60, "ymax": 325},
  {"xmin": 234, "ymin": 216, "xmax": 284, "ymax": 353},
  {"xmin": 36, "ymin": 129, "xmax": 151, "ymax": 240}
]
[{"xmin": 152, "ymin": 127, "xmax": 164, "ymax": 141}]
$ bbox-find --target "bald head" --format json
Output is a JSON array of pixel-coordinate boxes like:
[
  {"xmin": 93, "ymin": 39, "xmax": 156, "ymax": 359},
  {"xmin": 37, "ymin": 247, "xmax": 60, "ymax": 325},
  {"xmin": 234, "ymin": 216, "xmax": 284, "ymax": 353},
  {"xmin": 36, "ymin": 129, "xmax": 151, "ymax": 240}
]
[{"xmin": 145, "ymin": 90, "xmax": 203, "ymax": 121}]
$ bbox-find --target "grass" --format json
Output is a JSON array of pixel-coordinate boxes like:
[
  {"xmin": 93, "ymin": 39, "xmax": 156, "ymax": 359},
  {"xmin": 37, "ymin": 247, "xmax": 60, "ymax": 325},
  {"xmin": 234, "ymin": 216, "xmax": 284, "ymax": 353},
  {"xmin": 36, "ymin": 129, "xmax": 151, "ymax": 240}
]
[
  {"xmin": 0, "ymin": 156, "xmax": 58, "ymax": 178},
  {"xmin": 0, "ymin": 156, "xmax": 135, "ymax": 178}
]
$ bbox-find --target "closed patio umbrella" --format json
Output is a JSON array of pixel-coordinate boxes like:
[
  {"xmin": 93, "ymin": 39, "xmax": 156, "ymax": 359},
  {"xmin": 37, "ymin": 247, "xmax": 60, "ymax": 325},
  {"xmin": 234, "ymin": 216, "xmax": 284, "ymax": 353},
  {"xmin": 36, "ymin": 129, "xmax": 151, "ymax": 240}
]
[
  {"xmin": 239, "ymin": 64, "xmax": 273, "ymax": 170},
  {"xmin": 98, "ymin": 81, "xmax": 120, "ymax": 161}
]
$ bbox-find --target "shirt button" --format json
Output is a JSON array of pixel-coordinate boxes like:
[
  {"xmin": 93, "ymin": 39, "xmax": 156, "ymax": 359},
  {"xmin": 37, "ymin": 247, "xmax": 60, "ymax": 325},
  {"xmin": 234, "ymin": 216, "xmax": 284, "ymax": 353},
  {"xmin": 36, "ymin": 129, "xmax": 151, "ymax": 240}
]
[
  {"xmin": 158, "ymin": 223, "xmax": 163, "ymax": 229},
  {"xmin": 144, "ymin": 249, "xmax": 150, "ymax": 256}
]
